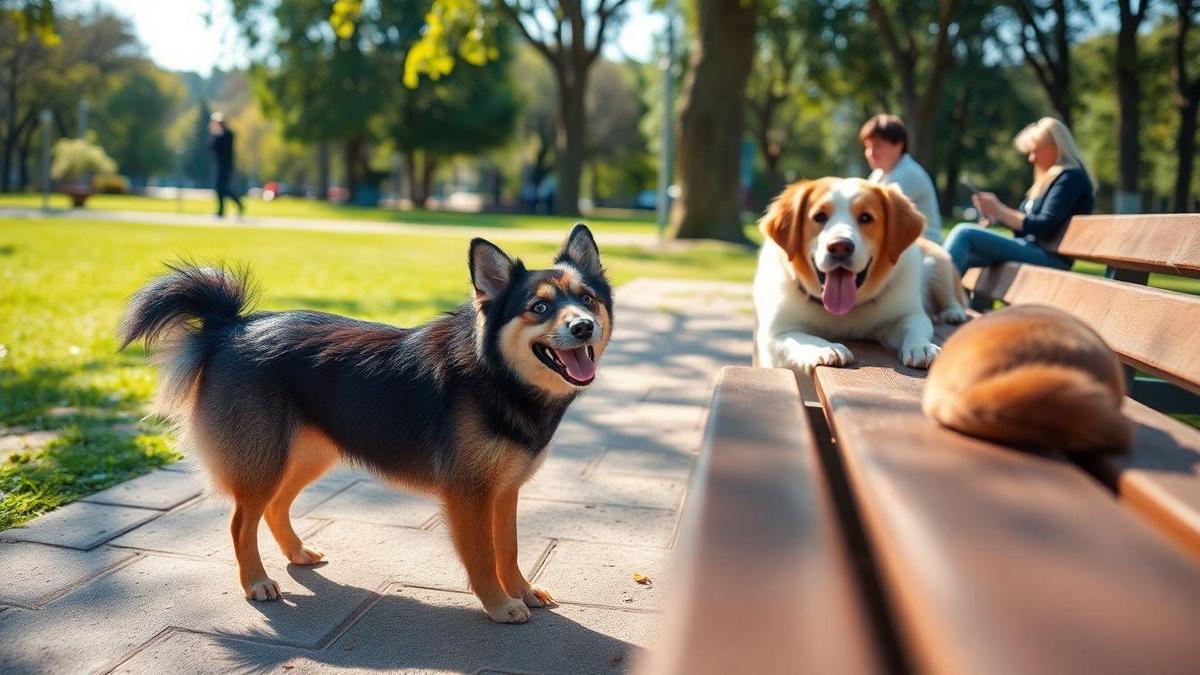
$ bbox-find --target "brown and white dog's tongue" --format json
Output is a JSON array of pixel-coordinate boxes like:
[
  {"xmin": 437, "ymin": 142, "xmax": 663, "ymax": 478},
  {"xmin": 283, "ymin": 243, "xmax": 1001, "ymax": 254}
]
[
  {"xmin": 822, "ymin": 268, "xmax": 857, "ymax": 315},
  {"xmin": 556, "ymin": 346, "xmax": 596, "ymax": 382}
]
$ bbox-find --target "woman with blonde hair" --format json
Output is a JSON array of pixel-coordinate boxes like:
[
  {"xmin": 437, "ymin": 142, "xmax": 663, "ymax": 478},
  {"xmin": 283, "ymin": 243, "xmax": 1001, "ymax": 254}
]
[{"xmin": 943, "ymin": 117, "xmax": 1095, "ymax": 274}]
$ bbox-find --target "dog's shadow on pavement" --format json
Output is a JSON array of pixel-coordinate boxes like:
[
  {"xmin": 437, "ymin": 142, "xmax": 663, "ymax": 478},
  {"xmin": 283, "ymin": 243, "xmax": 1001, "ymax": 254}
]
[{"xmin": 214, "ymin": 563, "xmax": 641, "ymax": 674}]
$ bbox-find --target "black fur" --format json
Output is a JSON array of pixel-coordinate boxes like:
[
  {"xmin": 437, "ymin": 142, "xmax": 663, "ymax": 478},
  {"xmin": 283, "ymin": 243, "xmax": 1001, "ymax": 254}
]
[{"xmin": 119, "ymin": 226, "xmax": 613, "ymax": 490}]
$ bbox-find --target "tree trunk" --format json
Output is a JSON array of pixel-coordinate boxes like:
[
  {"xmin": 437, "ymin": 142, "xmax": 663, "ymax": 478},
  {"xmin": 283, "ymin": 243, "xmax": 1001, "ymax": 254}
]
[
  {"xmin": 554, "ymin": 63, "xmax": 587, "ymax": 216},
  {"xmin": 421, "ymin": 154, "xmax": 437, "ymax": 207},
  {"xmin": 405, "ymin": 149, "xmax": 426, "ymax": 208},
  {"xmin": 1174, "ymin": 97, "xmax": 1198, "ymax": 212},
  {"xmin": 669, "ymin": 0, "xmax": 758, "ymax": 243},
  {"xmin": 317, "ymin": 143, "xmax": 331, "ymax": 200},
  {"xmin": 1115, "ymin": 2, "xmax": 1144, "ymax": 212}
]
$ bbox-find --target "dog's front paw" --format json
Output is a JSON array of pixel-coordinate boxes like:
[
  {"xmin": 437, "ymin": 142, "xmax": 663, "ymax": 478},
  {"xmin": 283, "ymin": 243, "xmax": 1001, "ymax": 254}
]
[
  {"xmin": 517, "ymin": 585, "xmax": 557, "ymax": 609},
  {"xmin": 245, "ymin": 578, "xmax": 282, "ymax": 601},
  {"xmin": 287, "ymin": 546, "xmax": 325, "ymax": 566},
  {"xmin": 485, "ymin": 596, "xmax": 532, "ymax": 623},
  {"xmin": 787, "ymin": 343, "xmax": 854, "ymax": 374},
  {"xmin": 936, "ymin": 305, "xmax": 969, "ymax": 325},
  {"xmin": 901, "ymin": 342, "xmax": 940, "ymax": 369}
]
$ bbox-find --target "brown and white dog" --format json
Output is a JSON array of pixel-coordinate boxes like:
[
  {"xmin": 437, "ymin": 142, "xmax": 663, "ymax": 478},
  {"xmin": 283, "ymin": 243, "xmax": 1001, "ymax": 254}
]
[{"xmin": 753, "ymin": 177, "xmax": 968, "ymax": 373}]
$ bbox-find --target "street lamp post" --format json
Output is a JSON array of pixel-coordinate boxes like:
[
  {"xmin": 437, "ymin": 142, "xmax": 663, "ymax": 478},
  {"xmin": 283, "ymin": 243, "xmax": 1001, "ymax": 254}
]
[
  {"xmin": 655, "ymin": 0, "xmax": 677, "ymax": 241},
  {"xmin": 40, "ymin": 109, "xmax": 53, "ymax": 211}
]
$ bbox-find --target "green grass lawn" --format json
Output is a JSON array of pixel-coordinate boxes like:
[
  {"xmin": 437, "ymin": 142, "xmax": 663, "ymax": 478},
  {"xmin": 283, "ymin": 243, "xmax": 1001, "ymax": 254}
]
[
  {"xmin": 0, "ymin": 216, "xmax": 754, "ymax": 529},
  {"xmin": 0, "ymin": 192, "xmax": 659, "ymax": 233}
]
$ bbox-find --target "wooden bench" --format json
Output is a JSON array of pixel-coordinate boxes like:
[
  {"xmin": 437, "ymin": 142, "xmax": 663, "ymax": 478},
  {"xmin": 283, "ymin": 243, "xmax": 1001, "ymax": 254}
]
[{"xmin": 647, "ymin": 214, "xmax": 1200, "ymax": 674}]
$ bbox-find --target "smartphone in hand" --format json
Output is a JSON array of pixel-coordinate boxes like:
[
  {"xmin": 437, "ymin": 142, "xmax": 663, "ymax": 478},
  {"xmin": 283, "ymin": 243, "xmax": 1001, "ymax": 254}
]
[{"xmin": 960, "ymin": 178, "xmax": 982, "ymax": 194}]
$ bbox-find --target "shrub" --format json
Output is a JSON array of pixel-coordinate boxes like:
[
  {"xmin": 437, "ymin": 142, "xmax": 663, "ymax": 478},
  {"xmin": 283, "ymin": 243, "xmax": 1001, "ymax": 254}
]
[{"xmin": 51, "ymin": 135, "xmax": 118, "ymax": 185}]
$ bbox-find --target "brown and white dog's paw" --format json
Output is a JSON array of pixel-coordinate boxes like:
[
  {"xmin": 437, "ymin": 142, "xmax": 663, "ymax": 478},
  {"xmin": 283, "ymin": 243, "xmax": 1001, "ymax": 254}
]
[
  {"xmin": 485, "ymin": 596, "xmax": 532, "ymax": 623},
  {"xmin": 245, "ymin": 578, "xmax": 282, "ymax": 601},
  {"xmin": 287, "ymin": 546, "xmax": 325, "ymax": 566},
  {"xmin": 518, "ymin": 585, "xmax": 557, "ymax": 609},
  {"xmin": 902, "ymin": 342, "xmax": 940, "ymax": 369},
  {"xmin": 788, "ymin": 343, "xmax": 854, "ymax": 374},
  {"xmin": 937, "ymin": 305, "xmax": 969, "ymax": 325}
]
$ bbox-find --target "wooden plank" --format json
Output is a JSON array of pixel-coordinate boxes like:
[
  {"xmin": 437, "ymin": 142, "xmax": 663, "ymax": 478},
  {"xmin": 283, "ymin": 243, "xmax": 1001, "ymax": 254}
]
[
  {"xmin": 1086, "ymin": 399, "xmax": 1200, "ymax": 562},
  {"xmin": 1049, "ymin": 214, "xmax": 1200, "ymax": 278},
  {"xmin": 643, "ymin": 366, "xmax": 884, "ymax": 675},
  {"xmin": 964, "ymin": 263, "xmax": 1200, "ymax": 395},
  {"xmin": 813, "ymin": 345, "xmax": 1200, "ymax": 675}
]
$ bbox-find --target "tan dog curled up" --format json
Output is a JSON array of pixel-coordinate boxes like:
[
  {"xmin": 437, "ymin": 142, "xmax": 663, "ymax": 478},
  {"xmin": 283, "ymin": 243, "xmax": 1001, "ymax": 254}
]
[{"xmin": 922, "ymin": 305, "xmax": 1132, "ymax": 453}]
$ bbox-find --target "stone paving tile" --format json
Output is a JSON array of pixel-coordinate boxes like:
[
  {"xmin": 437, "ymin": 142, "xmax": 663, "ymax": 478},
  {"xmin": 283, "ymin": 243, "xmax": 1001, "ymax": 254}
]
[
  {"xmin": 521, "ymin": 469, "xmax": 686, "ymax": 510},
  {"xmin": 109, "ymin": 495, "xmax": 321, "ymax": 561},
  {"xmin": 0, "ymin": 501, "xmax": 160, "ymax": 550},
  {"xmin": 304, "ymin": 479, "xmax": 440, "ymax": 526},
  {"xmin": 592, "ymin": 447, "xmax": 694, "ymax": 481},
  {"xmin": 81, "ymin": 468, "xmax": 205, "ymax": 510},
  {"xmin": 0, "ymin": 542, "xmax": 136, "ymax": 608},
  {"xmin": 304, "ymin": 519, "xmax": 550, "ymax": 592},
  {"xmin": 0, "ymin": 554, "xmax": 378, "ymax": 675},
  {"xmin": 112, "ymin": 585, "xmax": 656, "ymax": 674},
  {"xmin": 159, "ymin": 456, "xmax": 199, "ymax": 473},
  {"xmin": 513, "ymin": 498, "xmax": 679, "ymax": 549},
  {"xmin": 534, "ymin": 540, "xmax": 672, "ymax": 611}
]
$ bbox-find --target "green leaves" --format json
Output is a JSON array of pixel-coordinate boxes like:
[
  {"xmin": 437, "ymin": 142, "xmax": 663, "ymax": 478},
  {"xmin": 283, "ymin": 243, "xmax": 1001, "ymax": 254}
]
[{"xmin": 402, "ymin": 0, "xmax": 500, "ymax": 88}]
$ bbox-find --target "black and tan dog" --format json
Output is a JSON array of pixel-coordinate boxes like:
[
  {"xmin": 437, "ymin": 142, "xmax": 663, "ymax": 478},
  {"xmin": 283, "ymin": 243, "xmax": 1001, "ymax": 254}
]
[{"xmin": 119, "ymin": 225, "xmax": 612, "ymax": 623}]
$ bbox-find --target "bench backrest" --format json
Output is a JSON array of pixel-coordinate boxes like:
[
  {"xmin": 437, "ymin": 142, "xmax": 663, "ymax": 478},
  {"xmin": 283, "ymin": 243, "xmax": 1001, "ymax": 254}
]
[{"xmin": 964, "ymin": 213, "xmax": 1200, "ymax": 397}]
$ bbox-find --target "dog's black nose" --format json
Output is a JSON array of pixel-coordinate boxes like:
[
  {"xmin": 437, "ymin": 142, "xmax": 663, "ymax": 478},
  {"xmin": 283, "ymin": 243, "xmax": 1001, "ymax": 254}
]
[
  {"xmin": 569, "ymin": 318, "xmax": 594, "ymax": 340},
  {"xmin": 826, "ymin": 238, "xmax": 855, "ymax": 259}
]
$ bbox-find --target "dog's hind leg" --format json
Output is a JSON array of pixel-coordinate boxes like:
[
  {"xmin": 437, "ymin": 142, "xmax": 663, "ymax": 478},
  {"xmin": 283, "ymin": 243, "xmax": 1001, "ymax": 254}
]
[
  {"xmin": 264, "ymin": 426, "xmax": 337, "ymax": 565},
  {"xmin": 445, "ymin": 489, "xmax": 532, "ymax": 623},
  {"xmin": 493, "ymin": 488, "xmax": 555, "ymax": 608},
  {"xmin": 231, "ymin": 493, "xmax": 279, "ymax": 601}
]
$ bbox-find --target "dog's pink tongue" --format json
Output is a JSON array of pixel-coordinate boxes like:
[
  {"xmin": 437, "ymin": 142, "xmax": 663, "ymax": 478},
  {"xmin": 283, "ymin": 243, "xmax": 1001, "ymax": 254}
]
[
  {"xmin": 822, "ymin": 268, "xmax": 857, "ymax": 315},
  {"xmin": 557, "ymin": 347, "xmax": 596, "ymax": 382}
]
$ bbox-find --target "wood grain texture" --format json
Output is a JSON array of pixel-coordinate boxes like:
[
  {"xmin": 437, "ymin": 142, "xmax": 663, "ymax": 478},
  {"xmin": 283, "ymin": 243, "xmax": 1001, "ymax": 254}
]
[
  {"xmin": 814, "ymin": 344, "xmax": 1200, "ymax": 675},
  {"xmin": 1049, "ymin": 214, "xmax": 1200, "ymax": 278}
]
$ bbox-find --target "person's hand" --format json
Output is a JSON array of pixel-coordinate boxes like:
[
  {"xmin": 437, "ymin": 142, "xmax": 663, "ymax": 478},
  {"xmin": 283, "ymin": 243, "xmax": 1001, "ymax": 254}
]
[{"xmin": 973, "ymin": 192, "xmax": 1002, "ymax": 220}]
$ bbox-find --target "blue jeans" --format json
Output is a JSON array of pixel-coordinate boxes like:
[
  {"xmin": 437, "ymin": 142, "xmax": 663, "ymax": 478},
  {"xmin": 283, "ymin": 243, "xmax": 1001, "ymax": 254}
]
[{"xmin": 944, "ymin": 224, "xmax": 1070, "ymax": 275}]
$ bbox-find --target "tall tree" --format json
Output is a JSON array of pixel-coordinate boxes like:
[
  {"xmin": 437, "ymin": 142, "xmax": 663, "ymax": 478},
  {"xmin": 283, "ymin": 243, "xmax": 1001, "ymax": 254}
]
[
  {"xmin": 1006, "ymin": 0, "xmax": 1091, "ymax": 129},
  {"xmin": 1172, "ymin": 0, "xmax": 1200, "ymax": 211},
  {"xmin": 746, "ymin": 1, "xmax": 807, "ymax": 201},
  {"xmin": 1115, "ymin": 0, "xmax": 1152, "ymax": 211},
  {"xmin": 93, "ymin": 63, "xmax": 185, "ymax": 184},
  {"xmin": 865, "ymin": 0, "xmax": 964, "ymax": 165},
  {"xmin": 670, "ymin": 0, "xmax": 758, "ymax": 243},
  {"xmin": 494, "ymin": 0, "xmax": 631, "ymax": 215}
]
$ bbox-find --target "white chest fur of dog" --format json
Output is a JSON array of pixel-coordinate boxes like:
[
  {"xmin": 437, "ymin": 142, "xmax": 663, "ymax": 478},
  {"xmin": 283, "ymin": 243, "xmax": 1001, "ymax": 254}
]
[{"xmin": 753, "ymin": 177, "xmax": 967, "ymax": 374}]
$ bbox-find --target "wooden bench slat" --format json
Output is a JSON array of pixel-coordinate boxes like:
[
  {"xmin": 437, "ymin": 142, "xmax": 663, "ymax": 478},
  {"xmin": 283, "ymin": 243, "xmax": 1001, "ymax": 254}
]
[
  {"xmin": 1089, "ymin": 399, "xmax": 1200, "ymax": 561},
  {"xmin": 645, "ymin": 366, "xmax": 883, "ymax": 675},
  {"xmin": 813, "ymin": 345, "xmax": 1200, "ymax": 675},
  {"xmin": 1049, "ymin": 213, "xmax": 1200, "ymax": 278},
  {"xmin": 963, "ymin": 263, "xmax": 1200, "ymax": 395}
]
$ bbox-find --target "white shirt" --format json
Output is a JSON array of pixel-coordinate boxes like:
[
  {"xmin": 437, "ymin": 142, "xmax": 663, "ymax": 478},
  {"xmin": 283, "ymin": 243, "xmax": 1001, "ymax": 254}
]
[{"xmin": 868, "ymin": 153, "xmax": 942, "ymax": 243}]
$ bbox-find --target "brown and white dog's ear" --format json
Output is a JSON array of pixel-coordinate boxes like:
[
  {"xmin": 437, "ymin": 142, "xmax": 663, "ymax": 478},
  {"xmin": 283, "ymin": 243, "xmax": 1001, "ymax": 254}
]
[
  {"xmin": 882, "ymin": 185, "xmax": 925, "ymax": 264},
  {"xmin": 759, "ymin": 181, "xmax": 811, "ymax": 260}
]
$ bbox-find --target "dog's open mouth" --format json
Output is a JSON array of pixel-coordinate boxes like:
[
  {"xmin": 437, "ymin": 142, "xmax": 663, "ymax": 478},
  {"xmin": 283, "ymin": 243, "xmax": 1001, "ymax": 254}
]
[
  {"xmin": 814, "ymin": 259, "xmax": 871, "ymax": 316},
  {"xmin": 533, "ymin": 343, "xmax": 597, "ymax": 386}
]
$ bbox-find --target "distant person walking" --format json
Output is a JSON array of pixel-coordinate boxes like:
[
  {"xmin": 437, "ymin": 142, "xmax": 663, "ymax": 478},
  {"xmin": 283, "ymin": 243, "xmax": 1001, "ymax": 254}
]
[
  {"xmin": 208, "ymin": 112, "xmax": 244, "ymax": 218},
  {"xmin": 861, "ymin": 114, "xmax": 942, "ymax": 243}
]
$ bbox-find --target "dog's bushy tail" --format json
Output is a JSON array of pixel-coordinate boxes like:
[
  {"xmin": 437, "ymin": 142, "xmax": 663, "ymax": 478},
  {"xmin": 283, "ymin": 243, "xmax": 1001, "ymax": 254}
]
[
  {"xmin": 923, "ymin": 364, "xmax": 1132, "ymax": 453},
  {"xmin": 120, "ymin": 263, "xmax": 253, "ymax": 413}
]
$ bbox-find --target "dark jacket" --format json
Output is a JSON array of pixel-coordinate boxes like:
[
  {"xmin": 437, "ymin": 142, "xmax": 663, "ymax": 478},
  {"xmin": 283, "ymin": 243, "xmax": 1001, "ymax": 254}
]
[
  {"xmin": 209, "ymin": 129, "xmax": 235, "ymax": 174},
  {"xmin": 1018, "ymin": 166, "xmax": 1094, "ymax": 241}
]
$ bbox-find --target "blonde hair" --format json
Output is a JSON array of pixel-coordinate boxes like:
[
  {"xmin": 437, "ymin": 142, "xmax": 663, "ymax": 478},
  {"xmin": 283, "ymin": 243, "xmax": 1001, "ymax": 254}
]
[{"xmin": 1014, "ymin": 117, "xmax": 1095, "ymax": 198}]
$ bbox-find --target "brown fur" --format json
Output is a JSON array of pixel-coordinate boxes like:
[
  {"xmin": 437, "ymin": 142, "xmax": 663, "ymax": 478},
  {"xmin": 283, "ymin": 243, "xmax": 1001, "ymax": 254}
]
[
  {"xmin": 923, "ymin": 305, "xmax": 1132, "ymax": 453},
  {"xmin": 759, "ymin": 178, "xmax": 967, "ymax": 321}
]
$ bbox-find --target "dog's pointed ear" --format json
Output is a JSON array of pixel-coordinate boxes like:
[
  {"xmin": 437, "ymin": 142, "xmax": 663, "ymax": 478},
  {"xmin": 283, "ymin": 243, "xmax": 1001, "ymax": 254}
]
[
  {"xmin": 759, "ymin": 181, "xmax": 811, "ymax": 260},
  {"xmin": 469, "ymin": 238, "xmax": 518, "ymax": 304},
  {"xmin": 557, "ymin": 223, "xmax": 603, "ymax": 278},
  {"xmin": 883, "ymin": 185, "xmax": 925, "ymax": 264}
]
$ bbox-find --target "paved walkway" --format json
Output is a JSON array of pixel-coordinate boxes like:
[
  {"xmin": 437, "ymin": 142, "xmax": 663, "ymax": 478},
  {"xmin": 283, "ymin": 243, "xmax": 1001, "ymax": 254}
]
[
  {"xmin": 0, "ymin": 206, "xmax": 659, "ymax": 247},
  {"xmin": 0, "ymin": 279, "xmax": 752, "ymax": 674}
]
